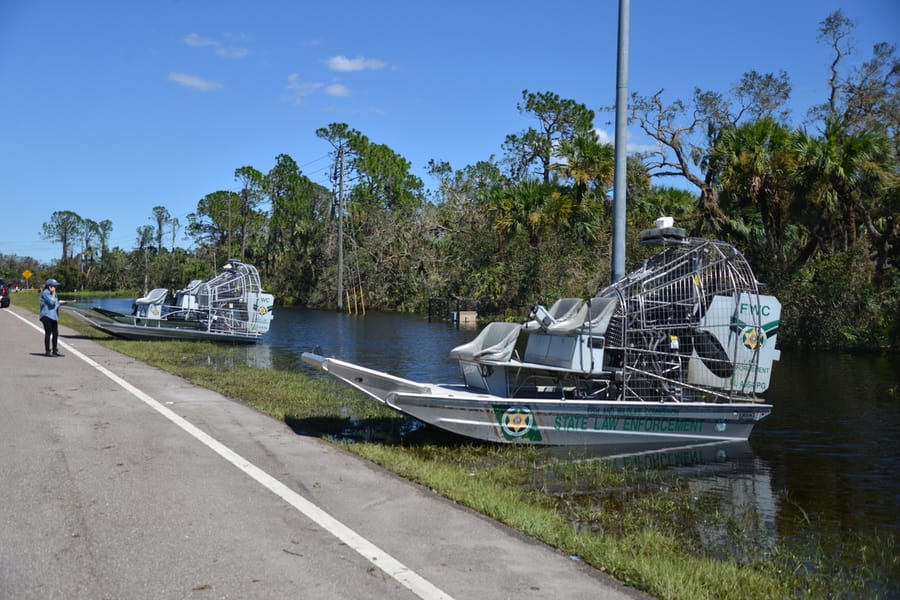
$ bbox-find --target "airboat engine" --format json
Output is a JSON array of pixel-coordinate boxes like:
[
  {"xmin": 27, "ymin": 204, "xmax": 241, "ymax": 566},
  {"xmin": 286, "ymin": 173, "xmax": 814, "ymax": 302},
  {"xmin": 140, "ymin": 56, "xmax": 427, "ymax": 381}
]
[{"xmin": 603, "ymin": 217, "xmax": 782, "ymax": 401}]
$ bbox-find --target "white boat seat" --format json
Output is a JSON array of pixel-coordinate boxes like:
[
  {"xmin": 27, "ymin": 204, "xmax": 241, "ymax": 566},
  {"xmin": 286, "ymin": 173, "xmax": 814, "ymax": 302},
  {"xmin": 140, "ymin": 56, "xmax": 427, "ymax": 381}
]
[
  {"xmin": 577, "ymin": 296, "xmax": 619, "ymax": 335},
  {"xmin": 178, "ymin": 279, "xmax": 204, "ymax": 294},
  {"xmin": 523, "ymin": 297, "xmax": 583, "ymax": 331},
  {"xmin": 135, "ymin": 288, "xmax": 168, "ymax": 305},
  {"xmin": 545, "ymin": 296, "xmax": 619, "ymax": 335},
  {"xmin": 449, "ymin": 321, "xmax": 522, "ymax": 362}
]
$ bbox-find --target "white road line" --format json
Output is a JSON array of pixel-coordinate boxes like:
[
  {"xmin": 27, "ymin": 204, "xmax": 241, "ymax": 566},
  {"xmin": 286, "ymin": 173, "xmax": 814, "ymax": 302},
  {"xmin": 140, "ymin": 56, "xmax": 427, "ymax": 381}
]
[{"xmin": 7, "ymin": 308, "xmax": 454, "ymax": 600}]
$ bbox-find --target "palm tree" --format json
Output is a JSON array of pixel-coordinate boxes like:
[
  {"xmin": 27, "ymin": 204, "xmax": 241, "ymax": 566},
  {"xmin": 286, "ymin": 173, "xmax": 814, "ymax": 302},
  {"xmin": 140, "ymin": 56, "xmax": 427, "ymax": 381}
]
[
  {"xmin": 489, "ymin": 179, "xmax": 555, "ymax": 249},
  {"xmin": 793, "ymin": 118, "xmax": 895, "ymax": 259},
  {"xmin": 553, "ymin": 132, "xmax": 615, "ymax": 204},
  {"xmin": 711, "ymin": 117, "xmax": 797, "ymax": 270}
]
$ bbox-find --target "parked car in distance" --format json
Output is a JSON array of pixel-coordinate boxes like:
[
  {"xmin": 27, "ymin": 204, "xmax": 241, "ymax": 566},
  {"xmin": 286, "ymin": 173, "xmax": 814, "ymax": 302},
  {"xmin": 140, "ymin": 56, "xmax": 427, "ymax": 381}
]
[{"xmin": 0, "ymin": 278, "xmax": 9, "ymax": 308}]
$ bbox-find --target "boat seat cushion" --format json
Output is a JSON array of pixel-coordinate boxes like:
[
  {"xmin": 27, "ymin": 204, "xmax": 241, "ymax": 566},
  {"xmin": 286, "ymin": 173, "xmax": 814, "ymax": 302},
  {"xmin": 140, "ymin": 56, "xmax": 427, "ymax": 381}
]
[
  {"xmin": 578, "ymin": 296, "xmax": 618, "ymax": 334},
  {"xmin": 135, "ymin": 288, "xmax": 169, "ymax": 305},
  {"xmin": 180, "ymin": 279, "xmax": 204, "ymax": 293},
  {"xmin": 523, "ymin": 297, "xmax": 583, "ymax": 331},
  {"xmin": 449, "ymin": 321, "xmax": 521, "ymax": 362},
  {"xmin": 545, "ymin": 296, "xmax": 618, "ymax": 335}
]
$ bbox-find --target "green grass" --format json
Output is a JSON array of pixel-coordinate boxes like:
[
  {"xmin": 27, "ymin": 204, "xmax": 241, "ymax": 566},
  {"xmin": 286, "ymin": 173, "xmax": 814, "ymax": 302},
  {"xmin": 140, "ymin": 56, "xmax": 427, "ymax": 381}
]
[
  {"xmin": 12, "ymin": 291, "xmax": 893, "ymax": 599},
  {"xmin": 349, "ymin": 443, "xmax": 792, "ymax": 598}
]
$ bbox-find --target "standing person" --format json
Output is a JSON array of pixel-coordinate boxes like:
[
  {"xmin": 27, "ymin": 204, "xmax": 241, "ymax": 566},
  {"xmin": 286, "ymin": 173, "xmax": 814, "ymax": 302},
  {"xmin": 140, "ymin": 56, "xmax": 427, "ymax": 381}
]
[{"xmin": 40, "ymin": 278, "xmax": 66, "ymax": 357}]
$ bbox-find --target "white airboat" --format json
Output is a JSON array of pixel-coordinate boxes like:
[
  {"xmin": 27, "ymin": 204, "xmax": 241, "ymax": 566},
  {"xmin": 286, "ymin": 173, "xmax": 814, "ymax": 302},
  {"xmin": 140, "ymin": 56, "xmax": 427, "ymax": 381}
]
[
  {"xmin": 69, "ymin": 260, "xmax": 274, "ymax": 344},
  {"xmin": 303, "ymin": 221, "xmax": 781, "ymax": 446}
]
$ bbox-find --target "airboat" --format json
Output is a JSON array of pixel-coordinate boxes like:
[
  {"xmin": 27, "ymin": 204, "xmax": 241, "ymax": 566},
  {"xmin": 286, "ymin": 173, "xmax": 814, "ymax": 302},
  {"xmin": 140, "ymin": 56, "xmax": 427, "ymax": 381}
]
[
  {"xmin": 303, "ymin": 220, "xmax": 781, "ymax": 446},
  {"xmin": 68, "ymin": 260, "xmax": 275, "ymax": 343}
]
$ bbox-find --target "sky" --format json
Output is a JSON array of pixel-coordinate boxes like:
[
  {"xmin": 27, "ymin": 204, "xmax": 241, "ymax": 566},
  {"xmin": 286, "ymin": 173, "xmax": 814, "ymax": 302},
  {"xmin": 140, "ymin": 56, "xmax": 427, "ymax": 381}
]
[{"xmin": 1, "ymin": 0, "xmax": 898, "ymax": 265}]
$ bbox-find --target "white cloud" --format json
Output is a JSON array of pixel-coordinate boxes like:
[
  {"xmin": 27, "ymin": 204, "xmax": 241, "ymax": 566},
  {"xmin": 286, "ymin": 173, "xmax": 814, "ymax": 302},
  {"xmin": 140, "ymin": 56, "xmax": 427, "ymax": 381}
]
[
  {"xmin": 595, "ymin": 128, "xmax": 614, "ymax": 145},
  {"xmin": 286, "ymin": 73, "xmax": 324, "ymax": 104},
  {"xmin": 596, "ymin": 127, "xmax": 659, "ymax": 153},
  {"xmin": 184, "ymin": 32, "xmax": 216, "ymax": 48},
  {"xmin": 168, "ymin": 72, "xmax": 223, "ymax": 91},
  {"xmin": 326, "ymin": 83, "xmax": 350, "ymax": 97},
  {"xmin": 324, "ymin": 55, "xmax": 386, "ymax": 72},
  {"xmin": 183, "ymin": 32, "xmax": 248, "ymax": 59}
]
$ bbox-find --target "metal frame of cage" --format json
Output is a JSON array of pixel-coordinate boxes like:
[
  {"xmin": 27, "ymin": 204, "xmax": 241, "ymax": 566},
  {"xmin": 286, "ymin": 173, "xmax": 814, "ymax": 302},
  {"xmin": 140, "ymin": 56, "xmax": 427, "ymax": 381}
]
[{"xmin": 602, "ymin": 239, "xmax": 765, "ymax": 403}]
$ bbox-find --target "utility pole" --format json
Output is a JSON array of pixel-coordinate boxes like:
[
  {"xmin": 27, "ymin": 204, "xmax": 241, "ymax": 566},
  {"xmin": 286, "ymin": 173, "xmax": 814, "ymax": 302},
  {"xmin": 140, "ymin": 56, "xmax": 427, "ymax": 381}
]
[
  {"xmin": 336, "ymin": 145, "xmax": 345, "ymax": 311},
  {"xmin": 611, "ymin": 0, "xmax": 630, "ymax": 283}
]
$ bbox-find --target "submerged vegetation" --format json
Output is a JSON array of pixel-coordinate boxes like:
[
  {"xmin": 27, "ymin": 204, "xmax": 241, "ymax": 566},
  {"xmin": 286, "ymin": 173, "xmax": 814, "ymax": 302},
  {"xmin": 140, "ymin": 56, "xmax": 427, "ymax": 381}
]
[{"xmin": 14, "ymin": 291, "xmax": 895, "ymax": 599}]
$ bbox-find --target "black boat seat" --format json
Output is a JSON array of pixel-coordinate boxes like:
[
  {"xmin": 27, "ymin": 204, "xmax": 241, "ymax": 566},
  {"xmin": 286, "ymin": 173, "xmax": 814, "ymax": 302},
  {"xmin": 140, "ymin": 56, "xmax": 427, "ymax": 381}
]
[{"xmin": 449, "ymin": 322, "xmax": 522, "ymax": 362}]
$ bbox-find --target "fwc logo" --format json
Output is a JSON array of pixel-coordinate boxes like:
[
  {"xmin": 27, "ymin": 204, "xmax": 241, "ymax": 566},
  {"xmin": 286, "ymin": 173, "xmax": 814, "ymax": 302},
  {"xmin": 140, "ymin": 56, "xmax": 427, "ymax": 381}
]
[
  {"xmin": 740, "ymin": 326, "xmax": 767, "ymax": 350},
  {"xmin": 493, "ymin": 405, "xmax": 543, "ymax": 442}
]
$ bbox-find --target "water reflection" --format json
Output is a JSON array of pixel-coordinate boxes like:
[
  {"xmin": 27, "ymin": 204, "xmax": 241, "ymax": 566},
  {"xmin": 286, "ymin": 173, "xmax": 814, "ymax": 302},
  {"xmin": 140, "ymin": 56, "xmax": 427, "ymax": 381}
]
[
  {"xmin": 535, "ymin": 440, "xmax": 777, "ymax": 530},
  {"xmin": 753, "ymin": 351, "xmax": 900, "ymax": 538}
]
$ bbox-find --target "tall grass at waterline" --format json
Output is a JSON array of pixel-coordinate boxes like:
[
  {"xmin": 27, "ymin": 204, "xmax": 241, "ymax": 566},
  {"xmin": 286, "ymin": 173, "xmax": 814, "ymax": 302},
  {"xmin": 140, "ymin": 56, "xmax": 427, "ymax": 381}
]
[
  {"xmin": 10, "ymin": 292, "xmax": 895, "ymax": 599},
  {"xmin": 351, "ymin": 442, "xmax": 793, "ymax": 599}
]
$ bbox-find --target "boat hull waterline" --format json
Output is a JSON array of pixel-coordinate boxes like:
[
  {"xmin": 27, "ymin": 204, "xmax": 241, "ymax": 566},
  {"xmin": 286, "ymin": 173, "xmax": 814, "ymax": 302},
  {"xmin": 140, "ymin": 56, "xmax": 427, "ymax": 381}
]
[
  {"xmin": 301, "ymin": 353, "xmax": 772, "ymax": 446},
  {"xmin": 68, "ymin": 307, "xmax": 262, "ymax": 344}
]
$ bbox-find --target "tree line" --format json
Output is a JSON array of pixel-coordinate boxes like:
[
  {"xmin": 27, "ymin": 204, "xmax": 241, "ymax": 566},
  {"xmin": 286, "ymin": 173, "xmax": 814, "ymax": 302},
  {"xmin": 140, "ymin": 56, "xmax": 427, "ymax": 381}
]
[{"xmin": 7, "ymin": 11, "xmax": 898, "ymax": 350}]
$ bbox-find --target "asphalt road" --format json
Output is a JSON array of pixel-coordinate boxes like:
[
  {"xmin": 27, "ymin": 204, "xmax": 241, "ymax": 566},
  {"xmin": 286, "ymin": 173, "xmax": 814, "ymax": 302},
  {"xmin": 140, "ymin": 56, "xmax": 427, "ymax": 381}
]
[{"xmin": 0, "ymin": 304, "xmax": 650, "ymax": 600}]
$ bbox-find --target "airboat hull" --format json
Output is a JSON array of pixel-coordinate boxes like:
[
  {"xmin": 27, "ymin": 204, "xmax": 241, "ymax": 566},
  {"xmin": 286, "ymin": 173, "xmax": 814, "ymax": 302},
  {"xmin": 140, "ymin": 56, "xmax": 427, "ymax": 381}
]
[
  {"xmin": 302, "ymin": 353, "xmax": 771, "ymax": 446},
  {"xmin": 68, "ymin": 307, "xmax": 262, "ymax": 344}
]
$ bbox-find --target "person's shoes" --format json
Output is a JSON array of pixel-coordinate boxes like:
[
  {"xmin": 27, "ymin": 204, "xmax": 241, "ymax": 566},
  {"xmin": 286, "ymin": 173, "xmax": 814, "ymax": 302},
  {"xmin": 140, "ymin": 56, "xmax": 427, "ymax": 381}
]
[
  {"xmin": 45, "ymin": 351, "xmax": 52, "ymax": 357},
  {"xmin": 52, "ymin": 350, "xmax": 64, "ymax": 357}
]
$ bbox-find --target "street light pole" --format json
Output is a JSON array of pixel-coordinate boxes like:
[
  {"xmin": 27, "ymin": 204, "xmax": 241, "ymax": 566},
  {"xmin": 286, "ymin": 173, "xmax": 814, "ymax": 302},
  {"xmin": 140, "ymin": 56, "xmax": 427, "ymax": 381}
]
[{"xmin": 611, "ymin": 0, "xmax": 630, "ymax": 283}]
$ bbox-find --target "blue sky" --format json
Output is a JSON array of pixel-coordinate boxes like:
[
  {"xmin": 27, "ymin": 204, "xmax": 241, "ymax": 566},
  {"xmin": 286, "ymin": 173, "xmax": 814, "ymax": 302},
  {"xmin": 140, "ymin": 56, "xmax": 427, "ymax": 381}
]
[{"xmin": 1, "ymin": 0, "xmax": 897, "ymax": 264}]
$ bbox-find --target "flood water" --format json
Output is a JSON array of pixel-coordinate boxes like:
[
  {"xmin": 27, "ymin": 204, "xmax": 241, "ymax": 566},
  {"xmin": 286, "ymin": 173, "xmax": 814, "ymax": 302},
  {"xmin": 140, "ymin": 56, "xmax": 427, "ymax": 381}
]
[{"xmin": 87, "ymin": 299, "xmax": 899, "ymax": 588}]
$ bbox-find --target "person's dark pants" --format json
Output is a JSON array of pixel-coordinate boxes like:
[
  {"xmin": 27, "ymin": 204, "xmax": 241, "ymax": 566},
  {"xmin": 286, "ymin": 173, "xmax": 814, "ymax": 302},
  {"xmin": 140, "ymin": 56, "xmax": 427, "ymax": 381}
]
[{"xmin": 40, "ymin": 316, "xmax": 59, "ymax": 354}]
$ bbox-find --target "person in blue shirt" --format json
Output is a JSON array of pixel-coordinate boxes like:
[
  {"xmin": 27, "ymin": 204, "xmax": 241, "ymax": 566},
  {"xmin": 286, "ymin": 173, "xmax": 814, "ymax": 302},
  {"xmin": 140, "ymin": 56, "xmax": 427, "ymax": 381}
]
[{"xmin": 39, "ymin": 278, "xmax": 66, "ymax": 357}]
